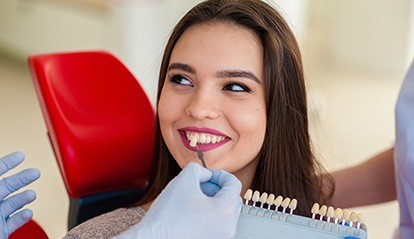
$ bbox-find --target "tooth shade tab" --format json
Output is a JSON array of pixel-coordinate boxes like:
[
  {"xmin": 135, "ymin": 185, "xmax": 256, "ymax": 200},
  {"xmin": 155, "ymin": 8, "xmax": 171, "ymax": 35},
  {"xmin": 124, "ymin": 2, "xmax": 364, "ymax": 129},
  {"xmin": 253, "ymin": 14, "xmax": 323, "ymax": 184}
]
[
  {"xmin": 357, "ymin": 213, "xmax": 365, "ymax": 229},
  {"xmin": 252, "ymin": 191, "xmax": 260, "ymax": 205},
  {"xmin": 259, "ymin": 192, "xmax": 268, "ymax": 207},
  {"xmin": 327, "ymin": 206, "xmax": 334, "ymax": 222},
  {"xmin": 243, "ymin": 189, "xmax": 253, "ymax": 204},
  {"xmin": 289, "ymin": 199, "xmax": 297, "ymax": 214},
  {"xmin": 334, "ymin": 208, "xmax": 343, "ymax": 224},
  {"xmin": 349, "ymin": 211, "xmax": 358, "ymax": 227},
  {"xmin": 319, "ymin": 205, "xmax": 327, "ymax": 221},
  {"xmin": 267, "ymin": 194, "xmax": 275, "ymax": 205},
  {"xmin": 274, "ymin": 196, "xmax": 283, "ymax": 208},
  {"xmin": 311, "ymin": 203, "xmax": 320, "ymax": 214},
  {"xmin": 281, "ymin": 198, "xmax": 290, "ymax": 213},
  {"xmin": 190, "ymin": 136, "xmax": 197, "ymax": 147},
  {"xmin": 341, "ymin": 209, "xmax": 350, "ymax": 226},
  {"xmin": 311, "ymin": 203, "xmax": 320, "ymax": 219},
  {"xmin": 319, "ymin": 205, "xmax": 327, "ymax": 216}
]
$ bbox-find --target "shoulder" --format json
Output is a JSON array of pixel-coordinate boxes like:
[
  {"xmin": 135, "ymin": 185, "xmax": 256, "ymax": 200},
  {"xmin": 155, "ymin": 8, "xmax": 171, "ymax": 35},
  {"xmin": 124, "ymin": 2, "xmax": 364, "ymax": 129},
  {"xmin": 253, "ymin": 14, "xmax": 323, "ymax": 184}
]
[{"xmin": 62, "ymin": 206, "xmax": 146, "ymax": 239}]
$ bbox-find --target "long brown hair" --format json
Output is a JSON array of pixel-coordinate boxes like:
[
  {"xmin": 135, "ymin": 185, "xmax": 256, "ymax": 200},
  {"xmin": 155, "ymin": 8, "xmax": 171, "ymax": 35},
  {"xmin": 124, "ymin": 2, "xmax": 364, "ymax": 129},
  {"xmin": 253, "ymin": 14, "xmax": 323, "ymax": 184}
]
[{"xmin": 139, "ymin": 0, "xmax": 334, "ymax": 216}]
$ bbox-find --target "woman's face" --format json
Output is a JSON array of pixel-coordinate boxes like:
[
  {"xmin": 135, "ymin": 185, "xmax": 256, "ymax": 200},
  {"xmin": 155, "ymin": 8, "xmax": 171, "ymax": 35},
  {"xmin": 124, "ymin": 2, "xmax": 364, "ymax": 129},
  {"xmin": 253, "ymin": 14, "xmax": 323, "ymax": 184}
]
[{"xmin": 158, "ymin": 22, "xmax": 266, "ymax": 180}]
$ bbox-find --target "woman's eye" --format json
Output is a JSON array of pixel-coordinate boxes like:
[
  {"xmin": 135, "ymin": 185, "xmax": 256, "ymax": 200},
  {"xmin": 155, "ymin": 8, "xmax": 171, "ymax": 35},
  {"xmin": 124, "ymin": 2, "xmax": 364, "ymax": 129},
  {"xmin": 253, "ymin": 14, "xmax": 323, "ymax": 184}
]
[
  {"xmin": 223, "ymin": 82, "xmax": 252, "ymax": 93},
  {"xmin": 169, "ymin": 74, "xmax": 193, "ymax": 86}
]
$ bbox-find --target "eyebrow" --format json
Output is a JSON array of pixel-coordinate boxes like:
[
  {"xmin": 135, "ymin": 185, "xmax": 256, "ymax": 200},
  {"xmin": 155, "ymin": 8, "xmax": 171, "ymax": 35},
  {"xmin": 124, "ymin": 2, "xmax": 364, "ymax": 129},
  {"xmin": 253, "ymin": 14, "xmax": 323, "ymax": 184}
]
[
  {"xmin": 168, "ymin": 62, "xmax": 261, "ymax": 84},
  {"xmin": 168, "ymin": 63, "xmax": 196, "ymax": 74},
  {"xmin": 216, "ymin": 70, "xmax": 261, "ymax": 84}
]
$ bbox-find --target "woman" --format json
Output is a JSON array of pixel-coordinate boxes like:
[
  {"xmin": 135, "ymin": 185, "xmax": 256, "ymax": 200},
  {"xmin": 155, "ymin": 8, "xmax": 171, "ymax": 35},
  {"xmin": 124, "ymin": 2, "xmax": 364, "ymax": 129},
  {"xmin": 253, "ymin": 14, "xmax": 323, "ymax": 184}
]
[{"xmin": 63, "ymin": 0, "xmax": 334, "ymax": 238}]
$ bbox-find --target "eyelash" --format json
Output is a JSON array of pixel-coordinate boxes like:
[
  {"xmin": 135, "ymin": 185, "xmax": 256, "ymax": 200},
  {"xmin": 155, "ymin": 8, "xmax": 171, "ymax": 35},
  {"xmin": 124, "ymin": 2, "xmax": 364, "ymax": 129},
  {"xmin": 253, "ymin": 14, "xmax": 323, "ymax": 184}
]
[
  {"xmin": 223, "ymin": 82, "xmax": 252, "ymax": 93},
  {"xmin": 168, "ymin": 74, "xmax": 252, "ymax": 93},
  {"xmin": 169, "ymin": 74, "xmax": 193, "ymax": 86}
]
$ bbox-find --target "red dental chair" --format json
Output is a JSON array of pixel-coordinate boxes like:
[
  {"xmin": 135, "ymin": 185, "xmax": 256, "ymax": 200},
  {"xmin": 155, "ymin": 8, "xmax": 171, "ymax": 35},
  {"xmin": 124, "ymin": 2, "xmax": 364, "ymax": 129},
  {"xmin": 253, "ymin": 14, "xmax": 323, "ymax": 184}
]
[
  {"xmin": 10, "ymin": 220, "xmax": 48, "ymax": 239},
  {"xmin": 28, "ymin": 51, "xmax": 155, "ymax": 230}
]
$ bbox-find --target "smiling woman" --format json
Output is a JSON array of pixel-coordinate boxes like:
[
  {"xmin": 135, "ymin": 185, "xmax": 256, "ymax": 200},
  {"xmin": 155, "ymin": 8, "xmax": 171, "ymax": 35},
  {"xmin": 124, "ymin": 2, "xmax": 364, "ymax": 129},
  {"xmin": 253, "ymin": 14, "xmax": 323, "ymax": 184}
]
[{"xmin": 63, "ymin": 0, "xmax": 334, "ymax": 238}]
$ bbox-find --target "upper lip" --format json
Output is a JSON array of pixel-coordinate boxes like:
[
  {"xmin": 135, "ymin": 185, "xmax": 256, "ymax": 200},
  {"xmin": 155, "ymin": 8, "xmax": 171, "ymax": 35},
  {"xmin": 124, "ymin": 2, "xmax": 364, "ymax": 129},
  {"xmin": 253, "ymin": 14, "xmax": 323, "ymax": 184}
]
[{"xmin": 178, "ymin": 126, "xmax": 229, "ymax": 138}]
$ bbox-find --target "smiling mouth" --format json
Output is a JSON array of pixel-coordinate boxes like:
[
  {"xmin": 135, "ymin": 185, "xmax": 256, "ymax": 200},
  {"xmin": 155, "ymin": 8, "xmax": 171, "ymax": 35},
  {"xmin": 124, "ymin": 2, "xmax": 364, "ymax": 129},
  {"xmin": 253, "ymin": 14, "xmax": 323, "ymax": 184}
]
[{"xmin": 185, "ymin": 131, "xmax": 227, "ymax": 147}]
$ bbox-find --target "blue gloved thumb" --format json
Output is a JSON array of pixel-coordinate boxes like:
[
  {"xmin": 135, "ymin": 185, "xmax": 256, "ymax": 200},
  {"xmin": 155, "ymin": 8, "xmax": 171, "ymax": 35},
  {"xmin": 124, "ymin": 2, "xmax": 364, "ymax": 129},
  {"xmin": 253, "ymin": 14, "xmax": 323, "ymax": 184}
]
[{"xmin": 200, "ymin": 181, "xmax": 220, "ymax": 196}]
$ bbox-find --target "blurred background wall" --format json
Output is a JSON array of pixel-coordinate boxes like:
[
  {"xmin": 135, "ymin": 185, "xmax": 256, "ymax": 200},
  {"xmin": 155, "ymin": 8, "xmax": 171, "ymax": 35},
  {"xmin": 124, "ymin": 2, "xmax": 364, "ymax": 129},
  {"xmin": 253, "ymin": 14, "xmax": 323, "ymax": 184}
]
[{"xmin": 0, "ymin": 0, "xmax": 413, "ymax": 238}]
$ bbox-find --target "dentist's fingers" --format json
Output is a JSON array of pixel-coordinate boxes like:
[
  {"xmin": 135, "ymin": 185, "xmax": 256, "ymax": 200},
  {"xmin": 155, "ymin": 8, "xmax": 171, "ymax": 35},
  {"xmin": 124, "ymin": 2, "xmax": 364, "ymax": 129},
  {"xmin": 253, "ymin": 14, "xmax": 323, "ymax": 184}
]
[
  {"xmin": 0, "ymin": 190, "xmax": 36, "ymax": 217},
  {"xmin": 209, "ymin": 169, "xmax": 242, "ymax": 199},
  {"xmin": 0, "ymin": 168, "xmax": 40, "ymax": 200},
  {"xmin": 200, "ymin": 181, "xmax": 220, "ymax": 196},
  {"xmin": 6, "ymin": 209, "xmax": 33, "ymax": 235},
  {"xmin": 0, "ymin": 152, "xmax": 25, "ymax": 176}
]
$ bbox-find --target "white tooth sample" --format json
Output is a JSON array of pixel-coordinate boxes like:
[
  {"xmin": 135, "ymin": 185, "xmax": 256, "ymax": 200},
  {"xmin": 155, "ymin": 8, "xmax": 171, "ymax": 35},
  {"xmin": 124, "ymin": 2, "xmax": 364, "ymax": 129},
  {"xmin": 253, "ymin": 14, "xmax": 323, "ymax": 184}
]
[
  {"xmin": 356, "ymin": 213, "xmax": 365, "ymax": 229},
  {"xmin": 186, "ymin": 132, "xmax": 190, "ymax": 139},
  {"xmin": 311, "ymin": 203, "xmax": 320, "ymax": 219},
  {"xmin": 259, "ymin": 192, "xmax": 268, "ymax": 207},
  {"xmin": 334, "ymin": 208, "xmax": 343, "ymax": 224},
  {"xmin": 189, "ymin": 135, "xmax": 197, "ymax": 147},
  {"xmin": 327, "ymin": 206, "xmax": 335, "ymax": 222},
  {"xmin": 341, "ymin": 209, "xmax": 350, "ymax": 225},
  {"xmin": 199, "ymin": 134, "xmax": 206, "ymax": 143},
  {"xmin": 266, "ymin": 194, "xmax": 275, "ymax": 209},
  {"xmin": 349, "ymin": 211, "xmax": 358, "ymax": 227},
  {"xmin": 319, "ymin": 205, "xmax": 327, "ymax": 220},
  {"xmin": 252, "ymin": 191, "xmax": 260, "ymax": 206},
  {"xmin": 288, "ymin": 199, "xmax": 298, "ymax": 214},
  {"xmin": 243, "ymin": 189, "xmax": 253, "ymax": 204},
  {"xmin": 274, "ymin": 196, "xmax": 283, "ymax": 210},
  {"xmin": 281, "ymin": 198, "xmax": 291, "ymax": 213}
]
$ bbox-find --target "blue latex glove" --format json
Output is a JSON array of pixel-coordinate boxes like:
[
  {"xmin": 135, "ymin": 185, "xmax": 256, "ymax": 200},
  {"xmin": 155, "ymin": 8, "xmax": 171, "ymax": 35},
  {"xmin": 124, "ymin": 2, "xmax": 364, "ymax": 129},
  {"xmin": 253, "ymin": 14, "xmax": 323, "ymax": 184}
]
[
  {"xmin": 113, "ymin": 162, "xmax": 242, "ymax": 239},
  {"xmin": 395, "ymin": 60, "xmax": 414, "ymax": 238},
  {"xmin": 0, "ymin": 152, "xmax": 40, "ymax": 239}
]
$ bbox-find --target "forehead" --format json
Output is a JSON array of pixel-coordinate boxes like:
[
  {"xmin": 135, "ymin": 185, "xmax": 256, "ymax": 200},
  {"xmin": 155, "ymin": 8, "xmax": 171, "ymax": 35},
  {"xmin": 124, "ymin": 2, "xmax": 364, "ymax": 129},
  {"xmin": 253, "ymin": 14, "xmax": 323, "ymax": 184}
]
[{"xmin": 170, "ymin": 22, "xmax": 263, "ymax": 77}]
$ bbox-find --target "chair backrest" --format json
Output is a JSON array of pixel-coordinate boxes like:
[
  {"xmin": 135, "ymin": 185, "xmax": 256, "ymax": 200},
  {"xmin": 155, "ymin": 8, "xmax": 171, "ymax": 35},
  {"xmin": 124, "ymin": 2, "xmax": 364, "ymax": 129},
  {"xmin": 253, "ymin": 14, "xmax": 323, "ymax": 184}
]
[
  {"xmin": 10, "ymin": 220, "xmax": 48, "ymax": 239},
  {"xmin": 28, "ymin": 51, "xmax": 155, "ymax": 229}
]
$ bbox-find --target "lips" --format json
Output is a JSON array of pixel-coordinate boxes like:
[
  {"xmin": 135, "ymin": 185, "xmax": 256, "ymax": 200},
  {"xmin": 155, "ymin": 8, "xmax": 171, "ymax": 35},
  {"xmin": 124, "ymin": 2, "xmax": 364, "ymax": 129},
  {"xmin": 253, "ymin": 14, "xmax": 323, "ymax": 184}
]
[{"xmin": 178, "ymin": 126, "xmax": 231, "ymax": 152}]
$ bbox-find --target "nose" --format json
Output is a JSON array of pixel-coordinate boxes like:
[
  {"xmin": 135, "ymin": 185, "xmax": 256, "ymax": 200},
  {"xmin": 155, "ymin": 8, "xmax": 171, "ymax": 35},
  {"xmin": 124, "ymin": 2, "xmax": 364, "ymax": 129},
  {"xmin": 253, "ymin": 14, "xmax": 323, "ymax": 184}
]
[{"xmin": 185, "ymin": 87, "xmax": 221, "ymax": 120}]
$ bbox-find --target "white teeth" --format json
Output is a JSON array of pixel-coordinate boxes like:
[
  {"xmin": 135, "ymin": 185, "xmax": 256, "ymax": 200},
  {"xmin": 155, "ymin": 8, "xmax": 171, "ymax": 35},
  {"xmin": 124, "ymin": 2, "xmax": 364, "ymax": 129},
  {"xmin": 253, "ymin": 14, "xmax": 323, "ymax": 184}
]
[
  {"xmin": 185, "ymin": 132, "xmax": 226, "ymax": 146},
  {"xmin": 200, "ymin": 134, "xmax": 206, "ymax": 143}
]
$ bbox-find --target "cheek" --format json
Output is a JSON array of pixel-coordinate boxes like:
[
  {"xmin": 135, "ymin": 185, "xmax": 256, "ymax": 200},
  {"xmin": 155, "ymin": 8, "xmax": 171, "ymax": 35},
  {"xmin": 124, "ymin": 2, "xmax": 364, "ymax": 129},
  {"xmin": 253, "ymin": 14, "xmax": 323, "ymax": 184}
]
[
  {"xmin": 231, "ymin": 103, "xmax": 267, "ymax": 148},
  {"xmin": 158, "ymin": 91, "xmax": 179, "ymax": 126}
]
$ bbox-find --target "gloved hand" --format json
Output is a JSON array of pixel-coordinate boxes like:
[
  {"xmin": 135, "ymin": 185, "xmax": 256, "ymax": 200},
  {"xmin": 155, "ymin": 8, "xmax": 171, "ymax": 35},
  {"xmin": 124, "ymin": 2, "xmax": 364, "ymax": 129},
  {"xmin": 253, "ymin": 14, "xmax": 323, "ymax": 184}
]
[
  {"xmin": 113, "ymin": 162, "xmax": 242, "ymax": 239},
  {"xmin": 395, "ymin": 61, "xmax": 414, "ymax": 238},
  {"xmin": 1, "ymin": 152, "xmax": 40, "ymax": 239}
]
